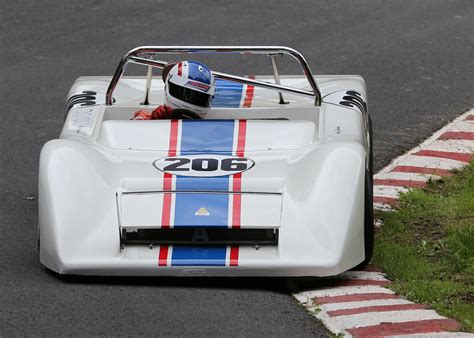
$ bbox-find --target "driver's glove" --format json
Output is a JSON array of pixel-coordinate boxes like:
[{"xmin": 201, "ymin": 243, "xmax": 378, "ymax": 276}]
[{"xmin": 151, "ymin": 105, "xmax": 174, "ymax": 119}]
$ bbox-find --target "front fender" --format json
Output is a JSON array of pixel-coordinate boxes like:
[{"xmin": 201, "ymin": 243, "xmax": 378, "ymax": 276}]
[{"xmin": 39, "ymin": 139, "xmax": 120, "ymax": 273}]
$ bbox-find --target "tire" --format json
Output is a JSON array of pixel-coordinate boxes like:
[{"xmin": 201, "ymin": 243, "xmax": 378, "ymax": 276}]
[
  {"xmin": 362, "ymin": 170, "xmax": 374, "ymax": 266},
  {"xmin": 355, "ymin": 116, "xmax": 374, "ymax": 269}
]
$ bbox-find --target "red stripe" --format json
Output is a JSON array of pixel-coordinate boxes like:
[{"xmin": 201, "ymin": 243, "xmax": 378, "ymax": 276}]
[
  {"xmin": 177, "ymin": 62, "xmax": 182, "ymax": 76},
  {"xmin": 167, "ymin": 119, "xmax": 179, "ymax": 156},
  {"xmin": 232, "ymin": 120, "xmax": 247, "ymax": 229},
  {"xmin": 229, "ymin": 245, "xmax": 239, "ymax": 266},
  {"xmin": 158, "ymin": 245, "xmax": 169, "ymax": 266},
  {"xmin": 243, "ymin": 76, "xmax": 255, "ymax": 108},
  {"xmin": 232, "ymin": 180, "xmax": 242, "ymax": 228},
  {"xmin": 347, "ymin": 319, "xmax": 461, "ymax": 337},
  {"xmin": 373, "ymin": 196, "xmax": 399, "ymax": 205},
  {"xmin": 465, "ymin": 115, "xmax": 474, "ymax": 121},
  {"xmin": 236, "ymin": 120, "xmax": 247, "ymax": 157},
  {"xmin": 327, "ymin": 303, "xmax": 426, "ymax": 317},
  {"xmin": 391, "ymin": 165, "xmax": 453, "ymax": 176},
  {"xmin": 229, "ymin": 121, "xmax": 247, "ymax": 267},
  {"xmin": 413, "ymin": 149, "xmax": 472, "ymax": 163},
  {"xmin": 314, "ymin": 293, "xmax": 399, "ymax": 304},
  {"xmin": 373, "ymin": 178, "xmax": 426, "ymax": 188},
  {"xmin": 161, "ymin": 177, "xmax": 173, "ymax": 228},
  {"xmin": 161, "ymin": 120, "xmax": 179, "ymax": 228},
  {"xmin": 438, "ymin": 131, "xmax": 474, "ymax": 140}
]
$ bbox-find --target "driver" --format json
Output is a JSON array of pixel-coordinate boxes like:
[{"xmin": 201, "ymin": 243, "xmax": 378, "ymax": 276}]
[{"xmin": 133, "ymin": 61, "xmax": 216, "ymax": 120}]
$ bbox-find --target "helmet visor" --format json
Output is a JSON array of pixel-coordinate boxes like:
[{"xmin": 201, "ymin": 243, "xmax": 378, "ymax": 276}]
[{"xmin": 168, "ymin": 82, "xmax": 212, "ymax": 108}]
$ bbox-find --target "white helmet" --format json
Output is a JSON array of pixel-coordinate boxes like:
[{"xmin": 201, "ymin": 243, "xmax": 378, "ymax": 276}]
[{"xmin": 163, "ymin": 61, "xmax": 215, "ymax": 117}]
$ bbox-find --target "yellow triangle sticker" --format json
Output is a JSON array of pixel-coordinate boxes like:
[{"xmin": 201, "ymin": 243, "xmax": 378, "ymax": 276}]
[{"xmin": 194, "ymin": 207, "xmax": 210, "ymax": 216}]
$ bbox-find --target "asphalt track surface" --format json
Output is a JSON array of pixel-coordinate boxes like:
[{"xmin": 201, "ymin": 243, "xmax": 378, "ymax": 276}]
[{"xmin": 0, "ymin": 1, "xmax": 472, "ymax": 336}]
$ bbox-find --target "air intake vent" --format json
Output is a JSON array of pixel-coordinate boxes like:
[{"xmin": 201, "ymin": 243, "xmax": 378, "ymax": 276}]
[{"xmin": 121, "ymin": 228, "xmax": 278, "ymax": 246}]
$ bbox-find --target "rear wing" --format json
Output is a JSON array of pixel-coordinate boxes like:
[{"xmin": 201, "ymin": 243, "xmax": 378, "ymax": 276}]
[{"xmin": 106, "ymin": 46, "xmax": 322, "ymax": 106}]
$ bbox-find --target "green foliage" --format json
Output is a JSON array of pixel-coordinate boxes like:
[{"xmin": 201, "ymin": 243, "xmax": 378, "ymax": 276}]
[{"xmin": 373, "ymin": 161, "xmax": 474, "ymax": 332}]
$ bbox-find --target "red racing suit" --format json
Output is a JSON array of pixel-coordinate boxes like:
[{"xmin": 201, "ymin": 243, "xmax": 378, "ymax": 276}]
[{"xmin": 133, "ymin": 105, "xmax": 173, "ymax": 120}]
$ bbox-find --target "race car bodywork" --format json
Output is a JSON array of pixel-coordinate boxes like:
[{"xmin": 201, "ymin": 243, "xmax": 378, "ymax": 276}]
[{"xmin": 39, "ymin": 46, "xmax": 373, "ymax": 276}]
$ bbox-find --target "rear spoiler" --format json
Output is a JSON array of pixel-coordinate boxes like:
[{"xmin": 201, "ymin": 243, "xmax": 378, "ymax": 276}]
[{"xmin": 117, "ymin": 191, "xmax": 282, "ymax": 247}]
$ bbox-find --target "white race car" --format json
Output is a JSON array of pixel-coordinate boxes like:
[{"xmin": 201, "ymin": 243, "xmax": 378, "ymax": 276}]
[{"xmin": 39, "ymin": 46, "xmax": 373, "ymax": 276}]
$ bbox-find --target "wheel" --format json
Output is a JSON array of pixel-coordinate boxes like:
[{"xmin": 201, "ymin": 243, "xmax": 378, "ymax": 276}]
[
  {"xmin": 355, "ymin": 116, "xmax": 374, "ymax": 269},
  {"xmin": 362, "ymin": 170, "xmax": 374, "ymax": 265}
]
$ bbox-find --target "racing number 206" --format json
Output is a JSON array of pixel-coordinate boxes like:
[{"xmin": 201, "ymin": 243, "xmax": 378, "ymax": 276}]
[
  {"xmin": 164, "ymin": 157, "xmax": 248, "ymax": 172},
  {"xmin": 154, "ymin": 155, "xmax": 255, "ymax": 177}
]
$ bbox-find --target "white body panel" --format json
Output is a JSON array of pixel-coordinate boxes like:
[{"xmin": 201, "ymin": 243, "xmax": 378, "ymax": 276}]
[
  {"xmin": 39, "ymin": 74, "xmax": 369, "ymax": 276},
  {"xmin": 121, "ymin": 192, "xmax": 282, "ymax": 230}
]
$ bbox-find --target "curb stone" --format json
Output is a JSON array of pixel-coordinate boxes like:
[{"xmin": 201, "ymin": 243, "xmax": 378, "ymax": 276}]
[{"xmin": 293, "ymin": 109, "xmax": 474, "ymax": 337}]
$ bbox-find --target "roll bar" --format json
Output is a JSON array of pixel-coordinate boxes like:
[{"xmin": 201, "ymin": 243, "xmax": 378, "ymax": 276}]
[{"xmin": 105, "ymin": 46, "xmax": 322, "ymax": 106}]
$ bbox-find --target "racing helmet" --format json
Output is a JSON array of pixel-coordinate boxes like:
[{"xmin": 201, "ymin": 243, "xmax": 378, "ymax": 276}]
[{"xmin": 163, "ymin": 61, "xmax": 215, "ymax": 117}]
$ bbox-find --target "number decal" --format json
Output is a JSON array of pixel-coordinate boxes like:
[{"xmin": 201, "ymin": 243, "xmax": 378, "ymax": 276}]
[
  {"xmin": 163, "ymin": 158, "xmax": 191, "ymax": 171},
  {"xmin": 192, "ymin": 158, "xmax": 219, "ymax": 171},
  {"xmin": 153, "ymin": 154, "xmax": 254, "ymax": 177},
  {"xmin": 221, "ymin": 158, "xmax": 248, "ymax": 171}
]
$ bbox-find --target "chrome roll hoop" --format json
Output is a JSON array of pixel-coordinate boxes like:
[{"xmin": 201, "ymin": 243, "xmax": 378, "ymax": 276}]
[{"xmin": 106, "ymin": 46, "xmax": 322, "ymax": 106}]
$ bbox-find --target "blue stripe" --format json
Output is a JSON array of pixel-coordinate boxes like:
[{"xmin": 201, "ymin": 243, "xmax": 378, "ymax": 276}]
[
  {"xmin": 173, "ymin": 192, "xmax": 229, "ymax": 227},
  {"xmin": 174, "ymin": 120, "xmax": 235, "ymax": 228},
  {"xmin": 212, "ymin": 80, "xmax": 244, "ymax": 108},
  {"xmin": 175, "ymin": 176, "xmax": 229, "ymax": 191},
  {"xmin": 179, "ymin": 120, "xmax": 235, "ymax": 154},
  {"xmin": 172, "ymin": 120, "xmax": 235, "ymax": 266},
  {"xmin": 171, "ymin": 246, "xmax": 226, "ymax": 266}
]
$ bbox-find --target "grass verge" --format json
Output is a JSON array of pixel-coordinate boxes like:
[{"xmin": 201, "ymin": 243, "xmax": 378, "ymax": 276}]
[{"xmin": 373, "ymin": 161, "xmax": 474, "ymax": 332}]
